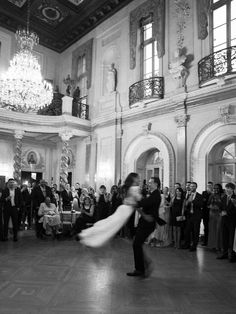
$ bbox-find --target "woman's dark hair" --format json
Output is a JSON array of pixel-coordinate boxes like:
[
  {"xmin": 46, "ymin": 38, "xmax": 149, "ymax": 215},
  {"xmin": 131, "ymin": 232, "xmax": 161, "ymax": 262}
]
[
  {"xmin": 175, "ymin": 187, "xmax": 185, "ymax": 201},
  {"xmin": 122, "ymin": 172, "xmax": 139, "ymax": 197},
  {"xmin": 214, "ymin": 183, "xmax": 223, "ymax": 194},
  {"xmin": 83, "ymin": 196, "xmax": 91, "ymax": 204}
]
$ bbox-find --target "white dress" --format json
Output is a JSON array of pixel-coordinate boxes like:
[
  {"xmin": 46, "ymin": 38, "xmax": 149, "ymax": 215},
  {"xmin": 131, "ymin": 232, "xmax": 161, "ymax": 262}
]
[{"xmin": 79, "ymin": 186, "xmax": 141, "ymax": 247}]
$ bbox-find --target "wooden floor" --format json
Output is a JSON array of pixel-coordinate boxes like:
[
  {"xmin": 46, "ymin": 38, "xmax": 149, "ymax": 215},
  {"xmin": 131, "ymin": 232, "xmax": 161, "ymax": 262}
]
[{"xmin": 0, "ymin": 231, "xmax": 236, "ymax": 314}]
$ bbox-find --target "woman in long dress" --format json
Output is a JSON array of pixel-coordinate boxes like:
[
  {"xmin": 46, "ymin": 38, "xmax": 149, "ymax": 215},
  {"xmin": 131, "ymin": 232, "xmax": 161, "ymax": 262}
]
[{"xmin": 79, "ymin": 173, "xmax": 141, "ymax": 247}]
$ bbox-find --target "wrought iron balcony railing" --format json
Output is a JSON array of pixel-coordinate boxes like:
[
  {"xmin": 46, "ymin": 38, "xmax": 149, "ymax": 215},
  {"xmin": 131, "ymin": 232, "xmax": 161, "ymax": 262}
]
[
  {"xmin": 72, "ymin": 95, "xmax": 89, "ymax": 120},
  {"xmin": 129, "ymin": 76, "xmax": 164, "ymax": 107},
  {"xmin": 198, "ymin": 46, "xmax": 236, "ymax": 87}
]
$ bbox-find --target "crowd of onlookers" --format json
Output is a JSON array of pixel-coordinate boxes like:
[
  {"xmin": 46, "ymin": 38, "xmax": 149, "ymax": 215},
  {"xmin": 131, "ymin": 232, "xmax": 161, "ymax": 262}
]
[{"xmin": 0, "ymin": 178, "xmax": 236, "ymax": 263}]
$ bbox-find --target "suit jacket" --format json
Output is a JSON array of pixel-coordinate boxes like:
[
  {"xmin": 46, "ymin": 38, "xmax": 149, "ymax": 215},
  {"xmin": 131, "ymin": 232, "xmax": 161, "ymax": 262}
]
[
  {"xmin": 61, "ymin": 190, "xmax": 73, "ymax": 208},
  {"xmin": 138, "ymin": 189, "xmax": 161, "ymax": 228},
  {"xmin": 185, "ymin": 192, "xmax": 203, "ymax": 220},
  {"xmin": 221, "ymin": 194, "xmax": 236, "ymax": 219},
  {"xmin": 1, "ymin": 187, "xmax": 23, "ymax": 210},
  {"xmin": 31, "ymin": 185, "xmax": 54, "ymax": 209},
  {"xmin": 22, "ymin": 189, "xmax": 32, "ymax": 207}
]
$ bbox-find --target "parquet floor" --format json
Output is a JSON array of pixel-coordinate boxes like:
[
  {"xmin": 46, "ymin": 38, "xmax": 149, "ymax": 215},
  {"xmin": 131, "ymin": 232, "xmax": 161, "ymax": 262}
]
[{"xmin": 0, "ymin": 231, "xmax": 235, "ymax": 314}]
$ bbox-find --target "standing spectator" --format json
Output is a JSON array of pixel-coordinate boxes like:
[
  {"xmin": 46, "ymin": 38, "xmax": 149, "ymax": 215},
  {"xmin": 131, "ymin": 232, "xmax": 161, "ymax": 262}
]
[
  {"xmin": 1, "ymin": 178, "xmax": 23, "ymax": 241},
  {"xmin": 170, "ymin": 187, "xmax": 185, "ymax": 249},
  {"xmin": 183, "ymin": 182, "xmax": 203, "ymax": 251},
  {"xmin": 185, "ymin": 181, "xmax": 192, "ymax": 200},
  {"xmin": 96, "ymin": 185, "xmax": 109, "ymax": 221},
  {"xmin": 21, "ymin": 183, "xmax": 32, "ymax": 230},
  {"xmin": 109, "ymin": 185, "xmax": 122, "ymax": 215},
  {"xmin": 208, "ymin": 184, "xmax": 223, "ymax": 252},
  {"xmin": 217, "ymin": 182, "xmax": 236, "ymax": 262},
  {"xmin": 75, "ymin": 182, "xmax": 82, "ymax": 199},
  {"xmin": 60, "ymin": 183, "xmax": 73, "ymax": 210},
  {"xmin": 201, "ymin": 181, "xmax": 214, "ymax": 246}
]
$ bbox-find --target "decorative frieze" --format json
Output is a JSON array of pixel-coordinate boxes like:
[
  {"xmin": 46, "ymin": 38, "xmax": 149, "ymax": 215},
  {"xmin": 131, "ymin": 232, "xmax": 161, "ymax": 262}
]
[
  {"xmin": 174, "ymin": 114, "xmax": 190, "ymax": 127},
  {"xmin": 129, "ymin": 0, "xmax": 165, "ymax": 69},
  {"xmin": 197, "ymin": 0, "xmax": 211, "ymax": 40},
  {"xmin": 59, "ymin": 131, "xmax": 73, "ymax": 186},
  {"xmin": 174, "ymin": 0, "xmax": 190, "ymax": 49},
  {"xmin": 218, "ymin": 105, "xmax": 231, "ymax": 124}
]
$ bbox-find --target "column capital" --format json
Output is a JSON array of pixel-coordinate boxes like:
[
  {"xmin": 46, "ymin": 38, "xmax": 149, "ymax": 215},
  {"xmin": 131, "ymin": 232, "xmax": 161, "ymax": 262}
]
[
  {"xmin": 174, "ymin": 114, "xmax": 190, "ymax": 127},
  {"xmin": 59, "ymin": 130, "xmax": 73, "ymax": 142},
  {"xmin": 14, "ymin": 130, "xmax": 25, "ymax": 139}
]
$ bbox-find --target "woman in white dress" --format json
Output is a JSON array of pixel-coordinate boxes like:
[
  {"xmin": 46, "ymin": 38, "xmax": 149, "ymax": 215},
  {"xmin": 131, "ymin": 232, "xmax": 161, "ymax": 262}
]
[
  {"xmin": 79, "ymin": 173, "xmax": 141, "ymax": 247},
  {"xmin": 38, "ymin": 197, "xmax": 61, "ymax": 235}
]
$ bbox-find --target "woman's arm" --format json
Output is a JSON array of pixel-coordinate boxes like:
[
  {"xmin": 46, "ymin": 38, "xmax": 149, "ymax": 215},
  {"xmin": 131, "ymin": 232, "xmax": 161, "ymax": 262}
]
[{"xmin": 83, "ymin": 205, "xmax": 94, "ymax": 217}]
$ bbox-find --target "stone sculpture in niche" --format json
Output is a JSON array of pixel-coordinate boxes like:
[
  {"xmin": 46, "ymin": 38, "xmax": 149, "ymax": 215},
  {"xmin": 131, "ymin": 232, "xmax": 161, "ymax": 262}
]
[
  {"xmin": 63, "ymin": 74, "xmax": 75, "ymax": 96},
  {"xmin": 106, "ymin": 63, "xmax": 117, "ymax": 93},
  {"xmin": 27, "ymin": 151, "xmax": 37, "ymax": 165}
]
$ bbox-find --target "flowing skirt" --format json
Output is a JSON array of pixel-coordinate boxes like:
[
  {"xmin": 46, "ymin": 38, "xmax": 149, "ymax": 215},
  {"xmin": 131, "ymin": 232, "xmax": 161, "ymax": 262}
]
[{"xmin": 79, "ymin": 204, "xmax": 134, "ymax": 247}]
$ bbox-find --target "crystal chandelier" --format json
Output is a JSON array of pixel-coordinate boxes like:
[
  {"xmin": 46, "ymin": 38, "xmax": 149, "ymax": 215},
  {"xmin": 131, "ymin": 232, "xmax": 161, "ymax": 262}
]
[{"xmin": 0, "ymin": 0, "xmax": 53, "ymax": 113}]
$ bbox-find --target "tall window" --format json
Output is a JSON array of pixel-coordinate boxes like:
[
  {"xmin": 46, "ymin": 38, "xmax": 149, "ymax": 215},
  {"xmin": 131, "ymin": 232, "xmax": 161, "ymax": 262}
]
[
  {"xmin": 211, "ymin": 0, "xmax": 236, "ymax": 52},
  {"xmin": 140, "ymin": 17, "xmax": 159, "ymax": 79},
  {"xmin": 77, "ymin": 54, "xmax": 87, "ymax": 98}
]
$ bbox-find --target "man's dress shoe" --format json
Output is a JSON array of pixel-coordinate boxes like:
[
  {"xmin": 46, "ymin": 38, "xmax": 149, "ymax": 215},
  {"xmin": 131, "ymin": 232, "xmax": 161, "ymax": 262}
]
[{"xmin": 126, "ymin": 270, "xmax": 144, "ymax": 277}]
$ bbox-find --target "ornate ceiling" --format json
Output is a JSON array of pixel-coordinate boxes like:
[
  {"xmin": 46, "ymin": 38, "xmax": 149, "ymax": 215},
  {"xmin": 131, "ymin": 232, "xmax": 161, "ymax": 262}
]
[{"xmin": 0, "ymin": 0, "xmax": 134, "ymax": 52}]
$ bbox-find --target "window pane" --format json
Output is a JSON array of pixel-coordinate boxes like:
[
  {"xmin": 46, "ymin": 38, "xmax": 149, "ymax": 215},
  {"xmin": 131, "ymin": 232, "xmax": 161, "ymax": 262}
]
[
  {"xmin": 144, "ymin": 72, "xmax": 152, "ymax": 79},
  {"xmin": 154, "ymin": 55, "xmax": 159, "ymax": 75},
  {"xmin": 213, "ymin": 24, "xmax": 227, "ymax": 48},
  {"xmin": 82, "ymin": 56, "xmax": 86, "ymax": 73},
  {"xmin": 144, "ymin": 58, "xmax": 152, "ymax": 76},
  {"xmin": 213, "ymin": 42, "xmax": 227, "ymax": 52},
  {"xmin": 231, "ymin": 38, "xmax": 236, "ymax": 46},
  {"xmin": 144, "ymin": 24, "xmax": 152, "ymax": 41},
  {"xmin": 144, "ymin": 43, "xmax": 152, "ymax": 60},
  {"xmin": 213, "ymin": 5, "xmax": 226, "ymax": 28},
  {"xmin": 231, "ymin": 19, "xmax": 236, "ymax": 43},
  {"xmin": 231, "ymin": 0, "xmax": 236, "ymax": 20}
]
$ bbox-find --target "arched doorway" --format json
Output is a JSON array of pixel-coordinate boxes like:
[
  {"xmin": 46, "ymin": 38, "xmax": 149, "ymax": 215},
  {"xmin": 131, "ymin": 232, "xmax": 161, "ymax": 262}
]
[
  {"xmin": 123, "ymin": 133, "xmax": 175, "ymax": 189},
  {"xmin": 136, "ymin": 148, "xmax": 164, "ymax": 187},
  {"xmin": 190, "ymin": 121, "xmax": 236, "ymax": 191},
  {"xmin": 208, "ymin": 139, "xmax": 236, "ymax": 188}
]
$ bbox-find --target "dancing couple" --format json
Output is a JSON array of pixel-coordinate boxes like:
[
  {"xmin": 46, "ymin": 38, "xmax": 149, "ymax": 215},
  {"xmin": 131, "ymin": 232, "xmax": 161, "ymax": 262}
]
[{"xmin": 80, "ymin": 172, "xmax": 162, "ymax": 278}]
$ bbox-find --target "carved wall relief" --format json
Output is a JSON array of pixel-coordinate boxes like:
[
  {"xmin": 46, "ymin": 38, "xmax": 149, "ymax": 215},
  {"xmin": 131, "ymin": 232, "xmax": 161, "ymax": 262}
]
[{"xmin": 197, "ymin": 0, "xmax": 211, "ymax": 40}]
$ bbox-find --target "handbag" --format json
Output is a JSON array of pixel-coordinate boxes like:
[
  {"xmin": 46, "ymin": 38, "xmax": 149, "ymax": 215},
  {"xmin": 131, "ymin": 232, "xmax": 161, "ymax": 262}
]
[{"xmin": 176, "ymin": 215, "xmax": 186, "ymax": 222}]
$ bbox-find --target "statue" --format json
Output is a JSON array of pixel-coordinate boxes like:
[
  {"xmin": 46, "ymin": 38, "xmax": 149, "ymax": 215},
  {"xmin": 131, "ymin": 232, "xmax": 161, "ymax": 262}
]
[
  {"xmin": 63, "ymin": 74, "xmax": 75, "ymax": 96},
  {"xmin": 106, "ymin": 63, "xmax": 117, "ymax": 93}
]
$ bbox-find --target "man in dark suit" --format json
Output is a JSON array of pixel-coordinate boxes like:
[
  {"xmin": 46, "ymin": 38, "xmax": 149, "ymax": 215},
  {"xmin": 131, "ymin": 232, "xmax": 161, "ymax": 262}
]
[
  {"xmin": 31, "ymin": 179, "xmax": 54, "ymax": 238},
  {"xmin": 127, "ymin": 176, "xmax": 162, "ymax": 278},
  {"xmin": 183, "ymin": 182, "xmax": 203, "ymax": 251},
  {"xmin": 1, "ymin": 178, "xmax": 23, "ymax": 241},
  {"xmin": 201, "ymin": 181, "xmax": 213, "ymax": 246},
  {"xmin": 217, "ymin": 182, "xmax": 236, "ymax": 262},
  {"xmin": 60, "ymin": 183, "xmax": 73, "ymax": 210}
]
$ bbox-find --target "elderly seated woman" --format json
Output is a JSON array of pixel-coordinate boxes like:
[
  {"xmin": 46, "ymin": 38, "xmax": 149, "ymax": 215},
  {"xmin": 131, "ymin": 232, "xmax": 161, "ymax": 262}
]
[
  {"xmin": 38, "ymin": 196, "xmax": 61, "ymax": 236},
  {"xmin": 70, "ymin": 196, "xmax": 95, "ymax": 239}
]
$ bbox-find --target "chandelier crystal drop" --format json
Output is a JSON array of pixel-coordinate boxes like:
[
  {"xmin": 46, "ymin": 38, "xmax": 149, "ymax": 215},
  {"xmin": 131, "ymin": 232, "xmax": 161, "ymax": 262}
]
[{"xmin": 0, "ymin": 21, "xmax": 53, "ymax": 112}]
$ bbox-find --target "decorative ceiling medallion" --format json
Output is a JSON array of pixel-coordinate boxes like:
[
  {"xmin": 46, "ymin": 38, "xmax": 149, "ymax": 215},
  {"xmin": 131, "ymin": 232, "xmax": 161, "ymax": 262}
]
[
  {"xmin": 32, "ymin": 0, "xmax": 69, "ymax": 26},
  {"xmin": 67, "ymin": 0, "xmax": 84, "ymax": 6},
  {"xmin": 7, "ymin": 0, "xmax": 27, "ymax": 7}
]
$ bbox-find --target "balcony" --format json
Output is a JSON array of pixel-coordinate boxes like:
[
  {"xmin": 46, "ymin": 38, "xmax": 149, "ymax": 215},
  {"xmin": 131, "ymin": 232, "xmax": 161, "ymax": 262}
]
[
  {"xmin": 198, "ymin": 46, "xmax": 236, "ymax": 87},
  {"xmin": 72, "ymin": 96, "xmax": 89, "ymax": 120},
  {"xmin": 129, "ymin": 76, "xmax": 164, "ymax": 108}
]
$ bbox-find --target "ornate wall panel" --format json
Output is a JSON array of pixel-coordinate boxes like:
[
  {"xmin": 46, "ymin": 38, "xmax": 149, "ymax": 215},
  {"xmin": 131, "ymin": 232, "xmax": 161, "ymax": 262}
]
[
  {"xmin": 197, "ymin": 0, "xmax": 211, "ymax": 40},
  {"xmin": 71, "ymin": 38, "xmax": 93, "ymax": 89}
]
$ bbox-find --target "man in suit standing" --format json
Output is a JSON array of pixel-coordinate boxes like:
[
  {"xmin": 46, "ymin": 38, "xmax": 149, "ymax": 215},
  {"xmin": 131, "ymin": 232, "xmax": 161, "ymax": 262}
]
[
  {"xmin": 21, "ymin": 183, "xmax": 33, "ymax": 230},
  {"xmin": 1, "ymin": 178, "xmax": 23, "ymax": 241},
  {"xmin": 217, "ymin": 182, "xmax": 236, "ymax": 262},
  {"xmin": 201, "ymin": 181, "xmax": 213, "ymax": 246},
  {"xmin": 183, "ymin": 182, "xmax": 203, "ymax": 251},
  {"xmin": 127, "ymin": 176, "xmax": 162, "ymax": 278}
]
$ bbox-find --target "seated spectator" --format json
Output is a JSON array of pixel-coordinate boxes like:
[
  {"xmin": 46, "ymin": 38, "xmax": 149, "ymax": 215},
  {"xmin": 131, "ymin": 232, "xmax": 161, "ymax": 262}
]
[
  {"xmin": 38, "ymin": 197, "xmax": 61, "ymax": 236},
  {"xmin": 71, "ymin": 196, "xmax": 95, "ymax": 238}
]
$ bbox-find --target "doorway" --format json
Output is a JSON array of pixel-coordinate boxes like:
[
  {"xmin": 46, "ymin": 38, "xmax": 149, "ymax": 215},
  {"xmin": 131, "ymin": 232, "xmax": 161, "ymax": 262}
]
[{"xmin": 21, "ymin": 171, "xmax": 42, "ymax": 185}]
